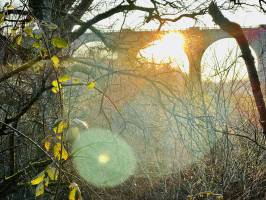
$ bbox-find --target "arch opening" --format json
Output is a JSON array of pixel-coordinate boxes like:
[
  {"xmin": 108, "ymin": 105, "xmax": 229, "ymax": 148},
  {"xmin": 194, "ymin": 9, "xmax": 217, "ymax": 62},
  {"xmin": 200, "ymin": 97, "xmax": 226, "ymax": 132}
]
[
  {"xmin": 200, "ymin": 38, "xmax": 260, "ymax": 126},
  {"xmin": 201, "ymin": 38, "xmax": 258, "ymax": 83}
]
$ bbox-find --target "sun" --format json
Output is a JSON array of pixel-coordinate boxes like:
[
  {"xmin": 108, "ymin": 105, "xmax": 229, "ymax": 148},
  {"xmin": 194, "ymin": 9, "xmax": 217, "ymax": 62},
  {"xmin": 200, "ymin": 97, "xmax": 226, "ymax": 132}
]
[
  {"xmin": 139, "ymin": 32, "xmax": 189, "ymax": 73},
  {"xmin": 98, "ymin": 152, "xmax": 110, "ymax": 164}
]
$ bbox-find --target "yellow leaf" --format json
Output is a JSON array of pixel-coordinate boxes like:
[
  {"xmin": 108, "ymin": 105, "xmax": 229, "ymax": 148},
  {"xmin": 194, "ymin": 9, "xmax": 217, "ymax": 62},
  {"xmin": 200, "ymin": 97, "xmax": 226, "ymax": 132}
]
[
  {"xmin": 56, "ymin": 134, "xmax": 62, "ymax": 140},
  {"xmin": 69, "ymin": 183, "xmax": 79, "ymax": 200},
  {"xmin": 46, "ymin": 166, "xmax": 58, "ymax": 181},
  {"xmin": 53, "ymin": 121, "xmax": 68, "ymax": 134},
  {"xmin": 58, "ymin": 75, "xmax": 70, "ymax": 83},
  {"xmin": 51, "ymin": 55, "xmax": 60, "ymax": 68},
  {"xmin": 69, "ymin": 187, "xmax": 77, "ymax": 200},
  {"xmin": 53, "ymin": 143, "xmax": 61, "ymax": 159},
  {"xmin": 51, "ymin": 80, "xmax": 60, "ymax": 88},
  {"xmin": 51, "ymin": 80, "xmax": 62, "ymax": 94},
  {"xmin": 62, "ymin": 147, "xmax": 69, "ymax": 160},
  {"xmin": 51, "ymin": 37, "xmax": 68, "ymax": 48},
  {"xmin": 24, "ymin": 27, "xmax": 33, "ymax": 37},
  {"xmin": 87, "ymin": 81, "xmax": 96, "ymax": 89},
  {"xmin": 51, "ymin": 76, "xmax": 69, "ymax": 93},
  {"xmin": 0, "ymin": 13, "xmax": 4, "ymax": 24},
  {"xmin": 44, "ymin": 136, "xmax": 52, "ymax": 151},
  {"xmin": 54, "ymin": 143, "xmax": 69, "ymax": 160},
  {"xmin": 31, "ymin": 171, "xmax": 45, "ymax": 185},
  {"xmin": 51, "ymin": 86, "xmax": 60, "ymax": 93},
  {"xmin": 35, "ymin": 182, "xmax": 44, "ymax": 197}
]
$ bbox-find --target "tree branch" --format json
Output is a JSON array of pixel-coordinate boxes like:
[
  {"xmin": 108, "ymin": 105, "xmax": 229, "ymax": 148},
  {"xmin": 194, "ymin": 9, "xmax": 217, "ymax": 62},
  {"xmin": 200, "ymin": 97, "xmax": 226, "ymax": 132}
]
[
  {"xmin": 0, "ymin": 57, "xmax": 40, "ymax": 83},
  {"xmin": 146, "ymin": 8, "xmax": 207, "ymax": 23},
  {"xmin": 70, "ymin": 3, "xmax": 154, "ymax": 41}
]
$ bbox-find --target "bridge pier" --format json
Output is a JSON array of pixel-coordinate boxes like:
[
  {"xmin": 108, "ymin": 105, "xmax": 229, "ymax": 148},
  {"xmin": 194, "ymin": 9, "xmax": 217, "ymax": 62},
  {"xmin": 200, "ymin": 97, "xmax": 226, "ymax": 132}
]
[
  {"xmin": 183, "ymin": 30, "xmax": 207, "ymax": 85},
  {"xmin": 185, "ymin": 48, "xmax": 204, "ymax": 84}
]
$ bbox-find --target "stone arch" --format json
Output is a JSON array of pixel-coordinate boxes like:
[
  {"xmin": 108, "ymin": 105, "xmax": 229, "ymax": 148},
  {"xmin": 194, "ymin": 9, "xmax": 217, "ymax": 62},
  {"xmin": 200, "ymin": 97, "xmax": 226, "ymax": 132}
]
[
  {"xmin": 71, "ymin": 28, "xmax": 266, "ymax": 85},
  {"xmin": 182, "ymin": 29, "xmax": 230, "ymax": 83},
  {"xmin": 201, "ymin": 38, "xmax": 259, "ymax": 83},
  {"xmin": 184, "ymin": 28, "xmax": 265, "ymax": 84}
]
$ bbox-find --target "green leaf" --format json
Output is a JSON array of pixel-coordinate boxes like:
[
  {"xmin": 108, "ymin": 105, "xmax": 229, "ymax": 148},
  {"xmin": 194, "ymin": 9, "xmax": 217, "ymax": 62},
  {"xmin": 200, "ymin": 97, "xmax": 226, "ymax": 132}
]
[
  {"xmin": 11, "ymin": 28, "xmax": 17, "ymax": 36},
  {"xmin": 35, "ymin": 182, "xmax": 44, "ymax": 197},
  {"xmin": 32, "ymin": 41, "xmax": 42, "ymax": 49},
  {"xmin": 34, "ymin": 34, "xmax": 42, "ymax": 39},
  {"xmin": 0, "ymin": 13, "xmax": 4, "ymax": 24},
  {"xmin": 24, "ymin": 27, "xmax": 33, "ymax": 37},
  {"xmin": 44, "ymin": 177, "xmax": 49, "ymax": 187},
  {"xmin": 51, "ymin": 37, "xmax": 68, "ymax": 48},
  {"xmin": 46, "ymin": 166, "xmax": 58, "ymax": 181},
  {"xmin": 40, "ymin": 21, "xmax": 58, "ymax": 30},
  {"xmin": 16, "ymin": 35, "xmax": 22, "ymax": 46}
]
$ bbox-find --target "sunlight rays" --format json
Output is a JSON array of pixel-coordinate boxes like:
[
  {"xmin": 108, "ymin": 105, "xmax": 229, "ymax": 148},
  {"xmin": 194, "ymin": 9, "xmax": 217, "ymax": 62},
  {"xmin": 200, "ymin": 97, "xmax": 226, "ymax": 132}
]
[{"xmin": 139, "ymin": 32, "xmax": 189, "ymax": 73}]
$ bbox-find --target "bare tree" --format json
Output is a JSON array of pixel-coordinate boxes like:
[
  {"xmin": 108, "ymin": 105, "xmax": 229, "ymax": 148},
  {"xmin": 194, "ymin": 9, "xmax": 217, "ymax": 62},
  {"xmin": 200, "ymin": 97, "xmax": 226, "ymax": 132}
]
[{"xmin": 0, "ymin": 0, "xmax": 265, "ymax": 199}]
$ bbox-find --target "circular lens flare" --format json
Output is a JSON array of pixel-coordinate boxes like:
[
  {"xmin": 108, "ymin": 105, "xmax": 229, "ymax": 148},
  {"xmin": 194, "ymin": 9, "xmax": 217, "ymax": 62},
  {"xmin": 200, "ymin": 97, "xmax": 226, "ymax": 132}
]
[{"xmin": 72, "ymin": 128, "xmax": 136, "ymax": 187}]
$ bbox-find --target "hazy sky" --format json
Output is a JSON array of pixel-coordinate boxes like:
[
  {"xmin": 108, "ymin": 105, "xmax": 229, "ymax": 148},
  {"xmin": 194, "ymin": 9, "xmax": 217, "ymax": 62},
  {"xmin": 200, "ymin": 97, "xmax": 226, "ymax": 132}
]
[{"xmin": 1, "ymin": 0, "xmax": 266, "ymax": 30}]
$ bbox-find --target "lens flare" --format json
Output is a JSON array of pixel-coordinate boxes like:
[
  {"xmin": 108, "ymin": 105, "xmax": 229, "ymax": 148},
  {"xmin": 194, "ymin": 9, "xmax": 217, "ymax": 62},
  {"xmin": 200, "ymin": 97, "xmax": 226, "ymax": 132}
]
[{"xmin": 71, "ymin": 128, "xmax": 136, "ymax": 187}]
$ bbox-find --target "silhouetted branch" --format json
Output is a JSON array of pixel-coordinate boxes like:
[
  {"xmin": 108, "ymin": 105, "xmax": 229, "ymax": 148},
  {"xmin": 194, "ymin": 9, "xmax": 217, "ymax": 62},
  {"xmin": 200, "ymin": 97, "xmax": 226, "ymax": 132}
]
[
  {"xmin": 70, "ymin": 3, "xmax": 154, "ymax": 41},
  {"xmin": 0, "ymin": 57, "xmax": 40, "ymax": 83}
]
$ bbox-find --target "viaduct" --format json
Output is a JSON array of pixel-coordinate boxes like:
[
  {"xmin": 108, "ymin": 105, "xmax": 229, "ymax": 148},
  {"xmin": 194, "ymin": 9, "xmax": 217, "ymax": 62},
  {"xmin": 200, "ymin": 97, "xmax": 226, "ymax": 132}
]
[{"xmin": 72, "ymin": 27, "xmax": 266, "ymax": 84}]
